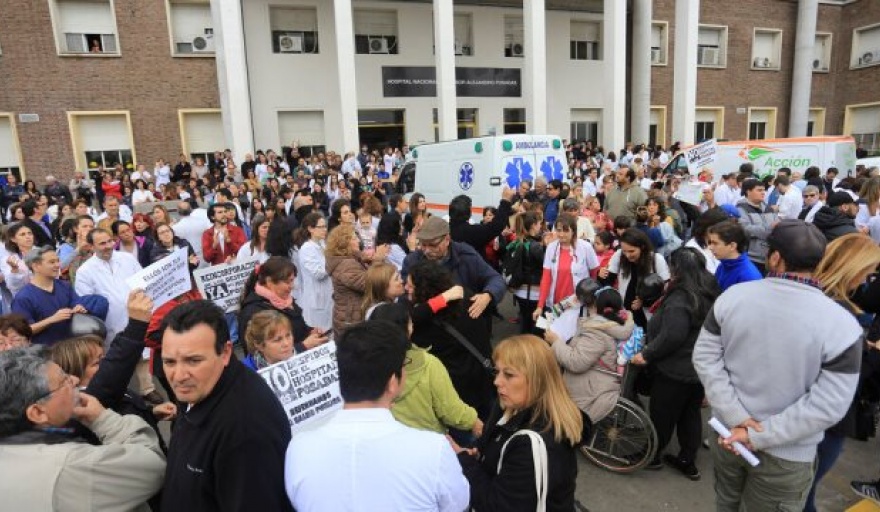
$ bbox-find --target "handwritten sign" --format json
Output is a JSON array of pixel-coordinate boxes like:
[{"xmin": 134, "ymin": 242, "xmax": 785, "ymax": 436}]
[
  {"xmin": 124, "ymin": 247, "xmax": 190, "ymax": 310},
  {"xmin": 685, "ymin": 139, "xmax": 717, "ymax": 173},
  {"xmin": 259, "ymin": 342, "xmax": 342, "ymax": 432},
  {"xmin": 193, "ymin": 256, "xmax": 258, "ymax": 313},
  {"xmin": 674, "ymin": 181, "xmax": 705, "ymax": 206}
]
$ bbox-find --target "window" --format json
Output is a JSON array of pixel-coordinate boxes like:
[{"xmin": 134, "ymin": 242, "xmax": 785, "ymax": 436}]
[
  {"xmin": 504, "ymin": 15, "xmax": 524, "ymax": 58},
  {"xmin": 51, "ymin": 0, "xmax": 119, "ymax": 55},
  {"xmin": 454, "ymin": 13, "xmax": 474, "ymax": 56},
  {"xmin": 808, "ymin": 108, "xmax": 826, "ymax": 136},
  {"xmin": 651, "ymin": 22, "xmax": 668, "ymax": 66},
  {"xmin": 813, "ymin": 33, "xmax": 831, "ymax": 72},
  {"xmin": 650, "ymin": 107, "xmax": 667, "ymax": 147},
  {"xmin": 179, "ymin": 110, "xmax": 224, "ymax": 159},
  {"xmin": 0, "ymin": 115, "xmax": 23, "ymax": 179},
  {"xmin": 432, "ymin": 109, "xmax": 479, "ymax": 141},
  {"xmin": 846, "ymin": 103, "xmax": 880, "ymax": 155},
  {"xmin": 503, "ymin": 108, "xmax": 526, "ymax": 135},
  {"xmin": 189, "ymin": 152, "xmax": 215, "ymax": 167},
  {"xmin": 852, "ymin": 24, "xmax": 880, "ymax": 69},
  {"xmin": 68, "ymin": 112, "xmax": 135, "ymax": 172},
  {"xmin": 570, "ymin": 20, "xmax": 600, "ymax": 61},
  {"xmin": 570, "ymin": 109, "xmax": 601, "ymax": 144},
  {"xmin": 278, "ymin": 111, "xmax": 325, "ymax": 152},
  {"xmin": 747, "ymin": 108, "xmax": 777, "ymax": 140},
  {"xmin": 354, "ymin": 10, "xmax": 398, "ymax": 55},
  {"xmin": 167, "ymin": 0, "xmax": 214, "ymax": 56},
  {"xmin": 697, "ymin": 25, "xmax": 728, "ymax": 68},
  {"xmin": 751, "ymin": 28, "xmax": 782, "ymax": 70},
  {"xmin": 695, "ymin": 107, "xmax": 724, "ymax": 141},
  {"xmin": 270, "ymin": 7, "xmax": 319, "ymax": 54}
]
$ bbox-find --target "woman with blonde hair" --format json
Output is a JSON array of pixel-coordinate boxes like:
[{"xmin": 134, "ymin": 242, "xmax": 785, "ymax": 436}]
[
  {"xmin": 325, "ymin": 224, "xmax": 388, "ymax": 338},
  {"xmin": 809, "ymin": 233, "xmax": 880, "ymax": 512},
  {"xmin": 243, "ymin": 310, "xmax": 295, "ymax": 370},
  {"xmin": 452, "ymin": 334, "xmax": 583, "ymax": 511},
  {"xmin": 361, "ymin": 262, "xmax": 404, "ymax": 319}
]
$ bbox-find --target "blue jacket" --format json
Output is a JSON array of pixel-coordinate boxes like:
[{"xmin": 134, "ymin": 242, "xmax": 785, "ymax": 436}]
[
  {"xmin": 715, "ymin": 253, "xmax": 763, "ymax": 292},
  {"xmin": 402, "ymin": 241, "xmax": 506, "ymax": 305}
]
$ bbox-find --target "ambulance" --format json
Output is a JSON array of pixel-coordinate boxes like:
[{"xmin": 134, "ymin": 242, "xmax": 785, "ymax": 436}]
[
  {"xmin": 666, "ymin": 136, "xmax": 857, "ymax": 180},
  {"xmin": 410, "ymin": 134, "xmax": 567, "ymax": 219}
]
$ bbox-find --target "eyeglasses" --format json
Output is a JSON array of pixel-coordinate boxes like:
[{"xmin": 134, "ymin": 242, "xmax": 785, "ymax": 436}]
[
  {"xmin": 35, "ymin": 371, "xmax": 74, "ymax": 402},
  {"xmin": 314, "ymin": 224, "xmax": 327, "ymax": 229}
]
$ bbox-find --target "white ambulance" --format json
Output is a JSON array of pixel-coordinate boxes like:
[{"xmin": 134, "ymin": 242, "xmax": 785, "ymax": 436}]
[
  {"xmin": 410, "ymin": 134, "xmax": 567, "ymax": 219},
  {"xmin": 666, "ymin": 136, "xmax": 857, "ymax": 180}
]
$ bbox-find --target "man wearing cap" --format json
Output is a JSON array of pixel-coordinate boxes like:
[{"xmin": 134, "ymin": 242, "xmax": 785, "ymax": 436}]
[
  {"xmin": 812, "ymin": 191, "xmax": 859, "ymax": 242},
  {"xmin": 694, "ymin": 220, "xmax": 862, "ymax": 512},
  {"xmin": 402, "ymin": 216, "xmax": 505, "ymax": 321}
]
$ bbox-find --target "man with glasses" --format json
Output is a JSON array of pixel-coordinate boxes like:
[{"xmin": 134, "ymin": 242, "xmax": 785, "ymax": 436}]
[
  {"xmin": 402, "ymin": 217, "xmax": 505, "ymax": 321},
  {"xmin": 798, "ymin": 185, "xmax": 824, "ymax": 223},
  {"xmin": 0, "ymin": 345, "xmax": 165, "ymax": 510},
  {"xmin": 285, "ymin": 320, "xmax": 469, "ymax": 511}
]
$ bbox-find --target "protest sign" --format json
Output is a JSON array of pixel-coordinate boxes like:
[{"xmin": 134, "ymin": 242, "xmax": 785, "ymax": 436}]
[
  {"xmin": 259, "ymin": 342, "xmax": 342, "ymax": 432},
  {"xmin": 674, "ymin": 181, "xmax": 705, "ymax": 206},
  {"xmin": 193, "ymin": 256, "xmax": 258, "ymax": 313},
  {"xmin": 124, "ymin": 247, "xmax": 190, "ymax": 310},
  {"xmin": 685, "ymin": 139, "xmax": 717, "ymax": 172}
]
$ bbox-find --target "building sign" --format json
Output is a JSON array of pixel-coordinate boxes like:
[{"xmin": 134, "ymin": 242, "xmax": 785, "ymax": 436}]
[{"xmin": 382, "ymin": 66, "xmax": 521, "ymax": 98}]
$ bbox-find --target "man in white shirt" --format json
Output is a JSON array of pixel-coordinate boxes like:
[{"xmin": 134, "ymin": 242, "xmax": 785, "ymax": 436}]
[
  {"xmin": 74, "ymin": 228, "xmax": 142, "ymax": 339},
  {"xmin": 714, "ymin": 174, "xmax": 742, "ymax": 207},
  {"xmin": 95, "ymin": 196, "xmax": 133, "ymax": 231},
  {"xmin": 773, "ymin": 175, "xmax": 804, "ymax": 220},
  {"xmin": 172, "ymin": 202, "xmax": 212, "ymax": 264},
  {"xmin": 131, "ymin": 164, "xmax": 152, "ymax": 183},
  {"xmin": 285, "ymin": 320, "xmax": 469, "ymax": 512}
]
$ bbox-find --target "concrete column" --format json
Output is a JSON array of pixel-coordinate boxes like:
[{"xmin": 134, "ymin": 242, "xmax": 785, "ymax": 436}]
[
  {"xmin": 671, "ymin": 0, "xmax": 699, "ymax": 146},
  {"xmin": 333, "ymin": 0, "xmax": 360, "ymax": 153},
  {"xmin": 789, "ymin": 0, "xmax": 818, "ymax": 137},
  {"xmin": 524, "ymin": 0, "xmax": 547, "ymax": 133},
  {"xmin": 631, "ymin": 0, "xmax": 652, "ymax": 146},
  {"xmin": 210, "ymin": 0, "xmax": 254, "ymax": 162},
  {"xmin": 603, "ymin": 0, "xmax": 626, "ymax": 151},
  {"xmin": 434, "ymin": 0, "xmax": 457, "ymax": 141}
]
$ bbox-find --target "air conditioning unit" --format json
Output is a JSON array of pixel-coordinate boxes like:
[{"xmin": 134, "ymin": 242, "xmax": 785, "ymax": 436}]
[
  {"xmin": 192, "ymin": 35, "xmax": 214, "ymax": 53},
  {"xmin": 368, "ymin": 37, "xmax": 389, "ymax": 54},
  {"xmin": 753, "ymin": 57, "xmax": 771, "ymax": 68},
  {"xmin": 698, "ymin": 47, "xmax": 719, "ymax": 66},
  {"xmin": 859, "ymin": 49, "xmax": 880, "ymax": 66},
  {"xmin": 454, "ymin": 41, "xmax": 464, "ymax": 56},
  {"xmin": 509, "ymin": 42, "xmax": 525, "ymax": 57},
  {"xmin": 650, "ymin": 47, "xmax": 661, "ymax": 64},
  {"xmin": 279, "ymin": 34, "xmax": 303, "ymax": 53}
]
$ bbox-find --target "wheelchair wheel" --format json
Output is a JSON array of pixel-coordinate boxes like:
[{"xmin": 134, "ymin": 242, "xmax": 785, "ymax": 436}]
[{"xmin": 579, "ymin": 397, "xmax": 657, "ymax": 473}]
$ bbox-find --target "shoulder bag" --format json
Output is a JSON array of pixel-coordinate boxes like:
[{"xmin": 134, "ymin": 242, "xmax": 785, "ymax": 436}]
[
  {"xmin": 497, "ymin": 430, "xmax": 549, "ymax": 512},
  {"xmin": 436, "ymin": 320, "xmax": 496, "ymax": 377}
]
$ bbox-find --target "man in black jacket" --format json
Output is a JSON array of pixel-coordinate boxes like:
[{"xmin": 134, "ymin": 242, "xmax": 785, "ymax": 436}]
[
  {"xmin": 159, "ymin": 300, "xmax": 293, "ymax": 512},
  {"xmin": 812, "ymin": 191, "xmax": 859, "ymax": 242},
  {"xmin": 20, "ymin": 199, "xmax": 55, "ymax": 248},
  {"xmin": 449, "ymin": 186, "xmax": 515, "ymax": 261}
]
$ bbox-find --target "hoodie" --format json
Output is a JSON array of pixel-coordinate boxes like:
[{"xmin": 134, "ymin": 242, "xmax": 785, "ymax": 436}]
[
  {"xmin": 715, "ymin": 253, "xmax": 763, "ymax": 292},
  {"xmin": 391, "ymin": 346, "xmax": 479, "ymax": 433},
  {"xmin": 812, "ymin": 205, "xmax": 858, "ymax": 242}
]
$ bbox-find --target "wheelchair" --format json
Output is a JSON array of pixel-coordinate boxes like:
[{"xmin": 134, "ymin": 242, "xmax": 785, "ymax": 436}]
[{"xmin": 579, "ymin": 364, "xmax": 658, "ymax": 473}]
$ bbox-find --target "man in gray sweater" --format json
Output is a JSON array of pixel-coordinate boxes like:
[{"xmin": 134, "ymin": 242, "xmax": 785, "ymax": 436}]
[{"xmin": 693, "ymin": 220, "xmax": 862, "ymax": 512}]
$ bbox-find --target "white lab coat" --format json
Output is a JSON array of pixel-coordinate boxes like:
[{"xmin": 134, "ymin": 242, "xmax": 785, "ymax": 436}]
[
  {"xmin": 297, "ymin": 239, "xmax": 333, "ymax": 331},
  {"xmin": 542, "ymin": 239, "xmax": 599, "ymax": 305}
]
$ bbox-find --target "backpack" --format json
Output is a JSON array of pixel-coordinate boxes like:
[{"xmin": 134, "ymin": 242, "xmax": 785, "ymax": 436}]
[{"xmin": 502, "ymin": 240, "xmax": 531, "ymax": 288}]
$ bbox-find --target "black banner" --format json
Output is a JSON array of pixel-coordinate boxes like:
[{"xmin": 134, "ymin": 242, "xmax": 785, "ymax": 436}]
[{"xmin": 382, "ymin": 66, "xmax": 521, "ymax": 98}]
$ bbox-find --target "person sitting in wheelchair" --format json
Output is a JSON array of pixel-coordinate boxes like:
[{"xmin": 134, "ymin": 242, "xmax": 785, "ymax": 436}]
[{"xmin": 544, "ymin": 278, "xmax": 634, "ymax": 424}]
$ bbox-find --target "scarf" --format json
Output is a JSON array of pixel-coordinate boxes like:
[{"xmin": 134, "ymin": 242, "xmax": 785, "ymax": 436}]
[{"xmin": 255, "ymin": 283, "xmax": 293, "ymax": 310}]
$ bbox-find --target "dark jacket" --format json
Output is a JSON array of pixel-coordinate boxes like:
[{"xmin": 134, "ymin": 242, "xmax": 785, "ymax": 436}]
[
  {"xmin": 149, "ymin": 237, "xmax": 198, "ymax": 271},
  {"xmin": 812, "ymin": 206, "xmax": 858, "ymax": 242},
  {"xmin": 450, "ymin": 199, "xmax": 513, "ymax": 260},
  {"xmin": 641, "ymin": 287, "xmax": 717, "ymax": 383},
  {"xmin": 161, "ymin": 356, "xmax": 293, "ymax": 512},
  {"xmin": 458, "ymin": 403, "xmax": 578, "ymax": 512},
  {"xmin": 410, "ymin": 295, "xmax": 495, "ymax": 414},
  {"xmin": 402, "ymin": 241, "xmax": 507, "ymax": 306},
  {"xmin": 238, "ymin": 291, "xmax": 312, "ymax": 354},
  {"xmin": 116, "ymin": 236, "xmax": 155, "ymax": 269}
]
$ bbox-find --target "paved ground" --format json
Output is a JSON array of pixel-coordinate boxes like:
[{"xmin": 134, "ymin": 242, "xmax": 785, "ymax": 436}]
[{"xmin": 488, "ymin": 300, "xmax": 880, "ymax": 512}]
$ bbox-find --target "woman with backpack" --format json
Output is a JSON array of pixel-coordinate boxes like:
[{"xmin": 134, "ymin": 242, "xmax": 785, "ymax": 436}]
[{"xmin": 504, "ymin": 211, "xmax": 546, "ymax": 335}]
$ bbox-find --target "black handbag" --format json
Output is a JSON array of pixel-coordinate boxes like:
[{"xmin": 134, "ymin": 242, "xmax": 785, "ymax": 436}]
[{"xmin": 435, "ymin": 320, "xmax": 496, "ymax": 377}]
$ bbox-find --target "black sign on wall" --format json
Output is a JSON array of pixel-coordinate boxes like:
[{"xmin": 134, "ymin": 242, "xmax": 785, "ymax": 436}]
[{"xmin": 382, "ymin": 66, "xmax": 522, "ymax": 98}]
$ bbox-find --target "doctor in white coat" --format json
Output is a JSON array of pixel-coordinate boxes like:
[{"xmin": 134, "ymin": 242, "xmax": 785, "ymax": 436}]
[{"xmin": 296, "ymin": 213, "xmax": 334, "ymax": 332}]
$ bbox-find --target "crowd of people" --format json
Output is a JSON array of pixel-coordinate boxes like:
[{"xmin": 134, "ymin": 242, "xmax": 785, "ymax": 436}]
[{"xmin": 0, "ymin": 139, "xmax": 879, "ymax": 511}]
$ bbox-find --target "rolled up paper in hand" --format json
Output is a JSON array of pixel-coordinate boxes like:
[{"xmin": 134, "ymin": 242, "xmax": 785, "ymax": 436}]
[{"xmin": 709, "ymin": 417, "xmax": 760, "ymax": 467}]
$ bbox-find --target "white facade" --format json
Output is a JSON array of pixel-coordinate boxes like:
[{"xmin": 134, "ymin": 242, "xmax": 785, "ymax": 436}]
[{"xmin": 239, "ymin": 0, "xmax": 609, "ymax": 153}]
